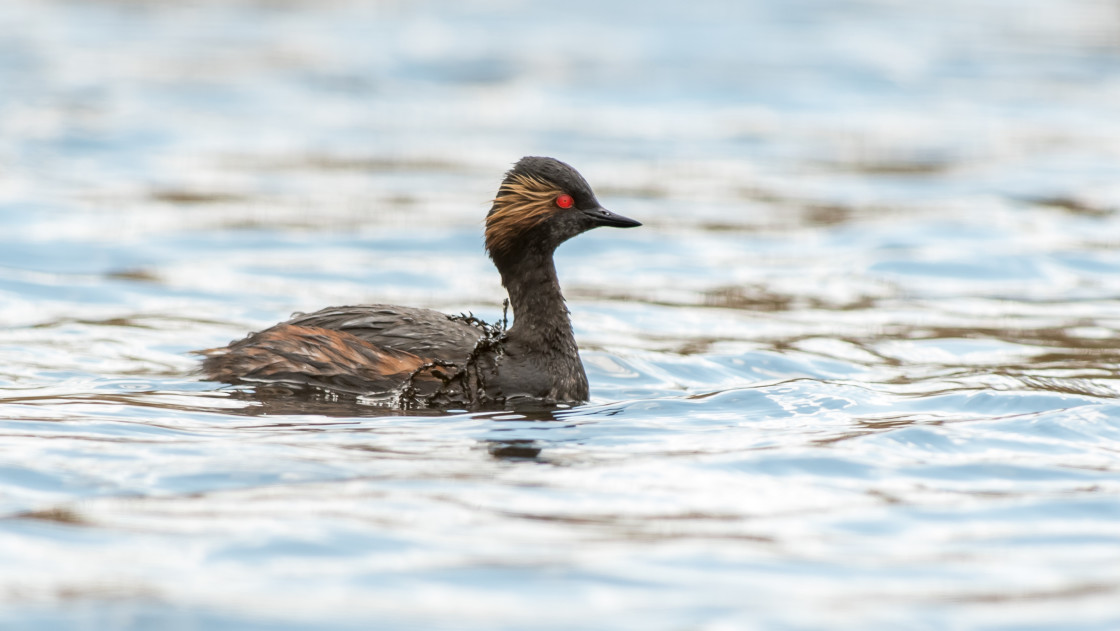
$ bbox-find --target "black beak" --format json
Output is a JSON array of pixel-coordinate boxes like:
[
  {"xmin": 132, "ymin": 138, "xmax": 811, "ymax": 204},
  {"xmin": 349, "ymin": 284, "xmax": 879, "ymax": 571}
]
[{"xmin": 583, "ymin": 206, "xmax": 642, "ymax": 228}]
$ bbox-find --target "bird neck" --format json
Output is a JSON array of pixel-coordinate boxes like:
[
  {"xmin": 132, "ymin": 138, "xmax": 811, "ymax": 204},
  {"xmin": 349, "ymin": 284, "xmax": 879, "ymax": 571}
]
[{"xmin": 496, "ymin": 248, "xmax": 577, "ymax": 353}]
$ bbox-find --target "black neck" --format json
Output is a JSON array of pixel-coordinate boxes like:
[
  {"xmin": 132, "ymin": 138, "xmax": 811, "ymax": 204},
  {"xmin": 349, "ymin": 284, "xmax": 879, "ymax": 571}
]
[{"xmin": 496, "ymin": 248, "xmax": 577, "ymax": 353}]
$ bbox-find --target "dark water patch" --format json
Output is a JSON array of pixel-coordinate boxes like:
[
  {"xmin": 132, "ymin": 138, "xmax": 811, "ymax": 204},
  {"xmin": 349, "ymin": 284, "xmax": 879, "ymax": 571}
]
[
  {"xmin": 804, "ymin": 202, "xmax": 854, "ymax": 226},
  {"xmin": 11, "ymin": 506, "xmax": 87, "ymax": 526},
  {"xmin": 3, "ymin": 581, "xmax": 160, "ymax": 604},
  {"xmin": 25, "ymin": 315, "xmax": 212, "ymax": 330},
  {"xmin": 104, "ymin": 269, "xmax": 162, "ymax": 283},
  {"xmin": 486, "ymin": 439, "xmax": 544, "ymax": 461},
  {"xmin": 568, "ymin": 286, "xmax": 882, "ymax": 313},
  {"xmin": 815, "ymin": 157, "xmax": 960, "ymax": 176},
  {"xmin": 149, "ymin": 190, "xmax": 250, "ymax": 205},
  {"xmin": 944, "ymin": 581, "xmax": 1119, "ymax": 604},
  {"xmin": 705, "ymin": 285, "xmax": 880, "ymax": 312},
  {"xmin": 0, "ymin": 391, "xmax": 248, "ymax": 424},
  {"xmin": 1030, "ymin": 196, "xmax": 1118, "ymax": 217},
  {"xmin": 223, "ymin": 153, "xmax": 476, "ymax": 175},
  {"xmin": 205, "ymin": 387, "xmax": 473, "ymax": 418},
  {"xmin": 692, "ymin": 221, "xmax": 763, "ymax": 233}
]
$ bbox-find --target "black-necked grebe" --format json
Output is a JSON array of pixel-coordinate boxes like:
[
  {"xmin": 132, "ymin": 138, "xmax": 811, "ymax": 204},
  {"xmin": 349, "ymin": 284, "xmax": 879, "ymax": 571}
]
[{"xmin": 200, "ymin": 156, "xmax": 641, "ymax": 408}]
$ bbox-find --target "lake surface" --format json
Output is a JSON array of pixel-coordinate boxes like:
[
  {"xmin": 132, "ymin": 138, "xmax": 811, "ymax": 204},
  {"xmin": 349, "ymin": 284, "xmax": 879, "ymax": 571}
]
[{"xmin": 2, "ymin": 0, "xmax": 1120, "ymax": 629}]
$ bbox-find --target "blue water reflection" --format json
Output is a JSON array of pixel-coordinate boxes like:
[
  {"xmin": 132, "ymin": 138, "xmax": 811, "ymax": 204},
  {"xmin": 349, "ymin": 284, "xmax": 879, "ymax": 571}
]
[{"xmin": 2, "ymin": 0, "xmax": 1120, "ymax": 629}]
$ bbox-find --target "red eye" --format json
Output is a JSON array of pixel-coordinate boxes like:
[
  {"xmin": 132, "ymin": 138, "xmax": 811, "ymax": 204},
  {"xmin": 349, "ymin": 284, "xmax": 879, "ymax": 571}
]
[{"xmin": 555, "ymin": 194, "xmax": 574, "ymax": 209}]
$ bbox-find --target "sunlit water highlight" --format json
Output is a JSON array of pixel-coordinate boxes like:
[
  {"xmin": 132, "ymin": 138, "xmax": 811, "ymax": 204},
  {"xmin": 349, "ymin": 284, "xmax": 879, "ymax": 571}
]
[{"xmin": 2, "ymin": 0, "xmax": 1120, "ymax": 629}]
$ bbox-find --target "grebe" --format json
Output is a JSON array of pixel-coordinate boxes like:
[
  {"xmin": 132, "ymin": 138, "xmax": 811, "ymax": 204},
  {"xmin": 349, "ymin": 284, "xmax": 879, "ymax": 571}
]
[{"xmin": 200, "ymin": 156, "xmax": 640, "ymax": 408}]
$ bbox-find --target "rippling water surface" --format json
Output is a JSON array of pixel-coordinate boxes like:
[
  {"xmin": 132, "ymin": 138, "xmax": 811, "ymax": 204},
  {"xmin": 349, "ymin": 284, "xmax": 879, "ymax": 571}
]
[{"xmin": 3, "ymin": 0, "xmax": 1120, "ymax": 629}]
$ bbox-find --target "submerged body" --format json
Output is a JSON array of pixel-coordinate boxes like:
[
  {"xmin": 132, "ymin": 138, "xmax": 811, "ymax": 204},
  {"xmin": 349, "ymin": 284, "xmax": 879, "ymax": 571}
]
[{"xmin": 200, "ymin": 157, "xmax": 640, "ymax": 408}]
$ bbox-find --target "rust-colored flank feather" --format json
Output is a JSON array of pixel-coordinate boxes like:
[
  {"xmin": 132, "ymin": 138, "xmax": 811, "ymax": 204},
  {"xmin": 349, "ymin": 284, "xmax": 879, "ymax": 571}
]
[
  {"xmin": 485, "ymin": 173, "xmax": 563, "ymax": 257},
  {"xmin": 202, "ymin": 325, "xmax": 429, "ymax": 393}
]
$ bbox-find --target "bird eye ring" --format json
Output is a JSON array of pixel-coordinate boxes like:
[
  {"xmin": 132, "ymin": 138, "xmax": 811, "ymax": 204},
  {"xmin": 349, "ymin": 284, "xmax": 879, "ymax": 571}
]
[{"xmin": 555, "ymin": 194, "xmax": 574, "ymax": 209}]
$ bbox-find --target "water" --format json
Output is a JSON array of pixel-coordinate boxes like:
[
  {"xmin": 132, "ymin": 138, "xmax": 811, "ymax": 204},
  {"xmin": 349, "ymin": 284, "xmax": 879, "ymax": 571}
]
[{"xmin": 2, "ymin": 0, "xmax": 1120, "ymax": 629}]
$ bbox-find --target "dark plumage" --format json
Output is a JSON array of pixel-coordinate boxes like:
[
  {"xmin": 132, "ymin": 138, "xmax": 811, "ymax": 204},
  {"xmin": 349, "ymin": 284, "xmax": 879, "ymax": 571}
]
[{"xmin": 199, "ymin": 156, "xmax": 641, "ymax": 408}]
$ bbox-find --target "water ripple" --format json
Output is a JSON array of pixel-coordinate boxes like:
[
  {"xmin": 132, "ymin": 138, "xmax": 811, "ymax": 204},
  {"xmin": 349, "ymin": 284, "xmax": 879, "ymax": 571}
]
[{"xmin": 3, "ymin": 0, "xmax": 1120, "ymax": 629}]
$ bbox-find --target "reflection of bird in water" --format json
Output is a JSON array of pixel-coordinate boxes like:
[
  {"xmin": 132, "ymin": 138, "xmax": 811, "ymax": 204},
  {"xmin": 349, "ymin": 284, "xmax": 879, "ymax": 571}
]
[{"xmin": 199, "ymin": 157, "xmax": 640, "ymax": 409}]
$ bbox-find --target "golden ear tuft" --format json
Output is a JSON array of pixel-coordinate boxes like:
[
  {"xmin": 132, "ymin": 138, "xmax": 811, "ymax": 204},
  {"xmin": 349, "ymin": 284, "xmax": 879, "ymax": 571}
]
[{"xmin": 485, "ymin": 174, "xmax": 564, "ymax": 256}]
